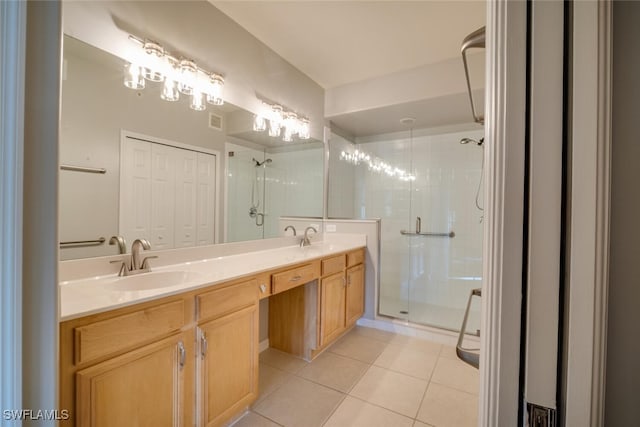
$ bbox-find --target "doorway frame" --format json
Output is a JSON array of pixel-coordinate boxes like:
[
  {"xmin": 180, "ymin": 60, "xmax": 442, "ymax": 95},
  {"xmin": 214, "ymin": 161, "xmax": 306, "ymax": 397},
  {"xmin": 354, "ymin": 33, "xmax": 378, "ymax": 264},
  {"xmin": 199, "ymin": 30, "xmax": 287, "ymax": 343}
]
[{"xmin": 482, "ymin": 0, "xmax": 612, "ymax": 425}]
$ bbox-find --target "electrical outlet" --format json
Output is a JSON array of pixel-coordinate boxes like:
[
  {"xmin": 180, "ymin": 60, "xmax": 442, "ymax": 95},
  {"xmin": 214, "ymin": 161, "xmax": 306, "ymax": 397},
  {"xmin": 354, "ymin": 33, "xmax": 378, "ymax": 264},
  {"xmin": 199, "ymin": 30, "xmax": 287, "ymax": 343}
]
[{"xmin": 326, "ymin": 224, "xmax": 337, "ymax": 232}]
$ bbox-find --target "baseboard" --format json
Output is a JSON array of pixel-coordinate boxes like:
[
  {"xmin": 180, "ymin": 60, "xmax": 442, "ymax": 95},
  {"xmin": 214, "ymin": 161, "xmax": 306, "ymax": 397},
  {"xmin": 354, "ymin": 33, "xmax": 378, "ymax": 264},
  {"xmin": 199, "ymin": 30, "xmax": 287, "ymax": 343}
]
[{"xmin": 259, "ymin": 339, "xmax": 269, "ymax": 353}]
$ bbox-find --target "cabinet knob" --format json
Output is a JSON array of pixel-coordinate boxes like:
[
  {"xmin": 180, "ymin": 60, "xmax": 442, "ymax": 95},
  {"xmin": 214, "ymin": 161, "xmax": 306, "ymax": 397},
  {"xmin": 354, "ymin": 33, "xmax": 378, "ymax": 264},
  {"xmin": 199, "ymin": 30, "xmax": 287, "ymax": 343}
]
[{"xmin": 259, "ymin": 284, "xmax": 267, "ymax": 293}]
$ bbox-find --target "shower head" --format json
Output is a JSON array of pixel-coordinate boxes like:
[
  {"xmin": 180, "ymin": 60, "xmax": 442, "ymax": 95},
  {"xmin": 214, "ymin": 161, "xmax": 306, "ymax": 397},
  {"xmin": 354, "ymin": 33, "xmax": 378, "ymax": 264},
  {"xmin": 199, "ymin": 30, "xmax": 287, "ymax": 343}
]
[
  {"xmin": 253, "ymin": 158, "xmax": 273, "ymax": 167},
  {"xmin": 460, "ymin": 137, "xmax": 485, "ymax": 146}
]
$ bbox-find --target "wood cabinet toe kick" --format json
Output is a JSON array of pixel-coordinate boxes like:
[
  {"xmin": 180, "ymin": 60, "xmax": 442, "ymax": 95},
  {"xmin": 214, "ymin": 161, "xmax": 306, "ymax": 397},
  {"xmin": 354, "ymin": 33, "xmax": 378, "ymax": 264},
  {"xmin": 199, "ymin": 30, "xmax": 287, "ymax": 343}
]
[{"xmin": 60, "ymin": 246, "xmax": 365, "ymax": 427}]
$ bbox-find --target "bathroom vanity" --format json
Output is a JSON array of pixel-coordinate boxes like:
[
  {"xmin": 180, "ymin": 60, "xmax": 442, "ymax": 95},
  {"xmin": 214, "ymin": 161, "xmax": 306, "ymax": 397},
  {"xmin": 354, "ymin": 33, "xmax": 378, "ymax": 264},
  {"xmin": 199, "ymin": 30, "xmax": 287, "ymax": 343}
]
[{"xmin": 59, "ymin": 237, "xmax": 366, "ymax": 426}]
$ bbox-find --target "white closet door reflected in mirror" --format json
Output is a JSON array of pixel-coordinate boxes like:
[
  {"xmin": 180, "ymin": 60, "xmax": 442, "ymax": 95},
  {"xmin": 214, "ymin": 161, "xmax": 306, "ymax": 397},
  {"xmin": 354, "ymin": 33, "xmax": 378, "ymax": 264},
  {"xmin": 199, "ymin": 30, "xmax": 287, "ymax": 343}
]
[{"xmin": 120, "ymin": 132, "xmax": 216, "ymax": 250}]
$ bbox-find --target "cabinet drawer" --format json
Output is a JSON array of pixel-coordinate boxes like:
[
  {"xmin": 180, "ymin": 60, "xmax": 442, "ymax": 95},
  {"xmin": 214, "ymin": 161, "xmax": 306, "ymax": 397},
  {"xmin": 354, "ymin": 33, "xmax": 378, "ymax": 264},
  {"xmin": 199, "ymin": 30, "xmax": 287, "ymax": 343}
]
[
  {"xmin": 347, "ymin": 249, "xmax": 365, "ymax": 267},
  {"xmin": 256, "ymin": 273, "xmax": 271, "ymax": 300},
  {"xmin": 322, "ymin": 254, "xmax": 346, "ymax": 276},
  {"xmin": 74, "ymin": 300, "xmax": 185, "ymax": 365},
  {"xmin": 197, "ymin": 279, "xmax": 257, "ymax": 322},
  {"xmin": 272, "ymin": 262, "xmax": 320, "ymax": 294}
]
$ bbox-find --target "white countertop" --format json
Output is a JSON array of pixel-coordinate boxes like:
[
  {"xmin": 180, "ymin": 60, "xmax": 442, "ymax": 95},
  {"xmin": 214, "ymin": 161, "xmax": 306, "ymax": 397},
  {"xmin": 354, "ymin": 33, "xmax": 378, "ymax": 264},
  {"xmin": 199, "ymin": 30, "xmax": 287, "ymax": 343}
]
[{"xmin": 60, "ymin": 234, "xmax": 366, "ymax": 321}]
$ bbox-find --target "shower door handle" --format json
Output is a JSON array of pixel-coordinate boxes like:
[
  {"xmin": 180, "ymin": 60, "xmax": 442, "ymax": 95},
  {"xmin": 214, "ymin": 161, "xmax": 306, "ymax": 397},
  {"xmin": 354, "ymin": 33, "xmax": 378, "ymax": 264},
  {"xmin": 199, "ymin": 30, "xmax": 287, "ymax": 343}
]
[{"xmin": 256, "ymin": 213, "xmax": 264, "ymax": 226}]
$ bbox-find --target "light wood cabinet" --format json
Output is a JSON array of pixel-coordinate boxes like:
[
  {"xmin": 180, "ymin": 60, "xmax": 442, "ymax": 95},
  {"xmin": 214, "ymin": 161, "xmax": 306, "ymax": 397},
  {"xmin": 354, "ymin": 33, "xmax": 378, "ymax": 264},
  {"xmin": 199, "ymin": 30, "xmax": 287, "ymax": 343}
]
[
  {"xmin": 345, "ymin": 264, "xmax": 365, "ymax": 326},
  {"xmin": 75, "ymin": 332, "xmax": 188, "ymax": 427},
  {"xmin": 61, "ymin": 246, "xmax": 365, "ymax": 426},
  {"xmin": 195, "ymin": 279, "xmax": 259, "ymax": 427},
  {"xmin": 319, "ymin": 249, "xmax": 366, "ymax": 348},
  {"xmin": 198, "ymin": 305, "xmax": 258, "ymax": 427}
]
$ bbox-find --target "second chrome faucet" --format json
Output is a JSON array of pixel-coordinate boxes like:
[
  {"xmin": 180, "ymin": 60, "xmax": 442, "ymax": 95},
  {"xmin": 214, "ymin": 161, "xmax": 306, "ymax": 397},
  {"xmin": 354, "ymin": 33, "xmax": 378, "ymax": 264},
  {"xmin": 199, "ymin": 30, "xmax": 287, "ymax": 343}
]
[{"xmin": 111, "ymin": 238, "xmax": 157, "ymax": 276}]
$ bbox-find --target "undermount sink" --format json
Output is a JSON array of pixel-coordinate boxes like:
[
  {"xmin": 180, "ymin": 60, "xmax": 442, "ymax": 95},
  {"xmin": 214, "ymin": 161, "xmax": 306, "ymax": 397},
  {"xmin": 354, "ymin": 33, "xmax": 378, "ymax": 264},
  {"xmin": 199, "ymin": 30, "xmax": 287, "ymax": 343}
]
[{"xmin": 104, "ymin": 270, "xmax": 205, "ymax": 291}]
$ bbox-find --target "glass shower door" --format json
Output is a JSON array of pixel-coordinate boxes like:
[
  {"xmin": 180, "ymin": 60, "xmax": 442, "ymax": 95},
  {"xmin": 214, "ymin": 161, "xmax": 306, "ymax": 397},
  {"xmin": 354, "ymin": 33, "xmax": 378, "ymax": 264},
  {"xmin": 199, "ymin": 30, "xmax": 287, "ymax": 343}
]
[
  {"xmin": 226, "ymin": 146, "xmax": 266, "ymax": 242},
  {"xmin": 406, "ymin": 130, "xmax": 483, "ymax": 332}
]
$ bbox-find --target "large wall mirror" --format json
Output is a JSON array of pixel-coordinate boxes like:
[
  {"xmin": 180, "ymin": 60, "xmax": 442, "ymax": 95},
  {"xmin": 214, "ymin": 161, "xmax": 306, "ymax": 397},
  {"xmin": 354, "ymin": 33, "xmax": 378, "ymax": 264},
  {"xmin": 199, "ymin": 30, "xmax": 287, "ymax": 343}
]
[{"xmin": 60, "ymin": 35, "xmax": 324, "ymax": 260}]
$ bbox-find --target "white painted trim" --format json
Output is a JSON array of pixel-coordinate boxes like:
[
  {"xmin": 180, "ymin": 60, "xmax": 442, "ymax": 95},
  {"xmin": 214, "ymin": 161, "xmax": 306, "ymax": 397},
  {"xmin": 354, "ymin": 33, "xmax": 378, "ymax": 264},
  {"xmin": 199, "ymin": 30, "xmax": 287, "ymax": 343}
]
[
  {"xmin": 481, "ymin": 0, "xmax": 528, "ymax": 425},
  {"xmin": 0, "ymin": 0, "xmax": 26, "ymax": 413},
  {"xmin": 22, "ymin": 1, "xmax": 62, "ymax": 419},
  {"xmin": 525, "ymin": 0, "xmax": 564, "ymax": 410},
  {"xmin": 564, "ymin": 1, "xmax": 611, "ymax": 425},
  {"xmin": 122, "ymin": 129, "xmax": 221, "ymax": 156}
]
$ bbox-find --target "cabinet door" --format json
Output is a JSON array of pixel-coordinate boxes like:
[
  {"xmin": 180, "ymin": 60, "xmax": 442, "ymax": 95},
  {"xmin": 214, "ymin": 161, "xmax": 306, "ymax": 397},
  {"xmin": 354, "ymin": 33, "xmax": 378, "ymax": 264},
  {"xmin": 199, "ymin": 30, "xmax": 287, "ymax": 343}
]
[
  {"xmin": 76, "ymin": 333, "xmax": 187, "ymax": 427},
  {"xmin": 320, "ymin": 272, "xmax": 347, "ymax": 346},
  {"xmin": 346, "ymin": 264, "xmax": 365, "ymax": 326},
  {"xmin": 199, "ymin": 304, "xmax": 258, "ymax": 427}
]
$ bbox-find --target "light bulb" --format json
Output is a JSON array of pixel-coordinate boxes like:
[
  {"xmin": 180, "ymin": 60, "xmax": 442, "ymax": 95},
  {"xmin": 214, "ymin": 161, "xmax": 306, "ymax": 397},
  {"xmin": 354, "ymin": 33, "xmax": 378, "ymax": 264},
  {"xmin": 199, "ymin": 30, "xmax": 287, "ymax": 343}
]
[
  {"xmin": 298, "ymin": 118, "xmax": 310, "ymax": 139},
  {"xmin": 190, "ymin": 91, "xmax": 206, "ymax": 111},
  {"xmin": 178, "ymin": 59, "xmax": 197, "ymax": 95},
  {"xmin": 268, "ymin": 120, "xmax": 281, "ymax": 138},
  {"xmin": 206, "ymin": 74, "xmax": 224, "ymax": 106},
  {"xmin": 161, "ymin": 78, "xmax": 179, "ymax": 102},
  {"xmin": 123, "ymin": 63, "xmax": 145, "ymax": 89},
  {"xmin": 141, "ymin": 41, "xmax": 165, "ymax": 82},
  {"xmin": 254, "ymin": 115, "xmax": 266, "ymax": 132}
]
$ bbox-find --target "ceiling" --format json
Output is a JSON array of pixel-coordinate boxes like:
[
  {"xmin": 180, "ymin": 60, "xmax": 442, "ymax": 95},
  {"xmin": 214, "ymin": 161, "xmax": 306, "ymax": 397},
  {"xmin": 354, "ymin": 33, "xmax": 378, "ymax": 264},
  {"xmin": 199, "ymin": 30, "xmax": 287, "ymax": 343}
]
[
  {"xmin": 210, "ymin": 1, "xmax": 486, "ymax": 137},
  {"xmin": 211, "ymin": 1, "xmax": 485, "ymax": 89}
]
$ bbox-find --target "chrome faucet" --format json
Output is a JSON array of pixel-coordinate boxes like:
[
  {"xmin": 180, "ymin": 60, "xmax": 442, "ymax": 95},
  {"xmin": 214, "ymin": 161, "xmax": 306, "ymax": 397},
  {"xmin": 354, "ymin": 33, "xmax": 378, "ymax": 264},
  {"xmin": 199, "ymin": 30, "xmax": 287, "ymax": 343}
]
[
  {"xmin": 131, "ymin": 238, "xmax": 152, "ymax": 271},
  {"xmin": 284, "ymin": 225, "xmax": 297, "ymax": 236},
  {"xmin": 300, "ymin": 226, "xmax": 317, "ymax": 247},
  {"xmin": 110, "ymin": 238, "xmax": 156, "ymax": 277},
  {"xmin": 109, "ymin": 235, "xmax": 127, "ymax": 254}
]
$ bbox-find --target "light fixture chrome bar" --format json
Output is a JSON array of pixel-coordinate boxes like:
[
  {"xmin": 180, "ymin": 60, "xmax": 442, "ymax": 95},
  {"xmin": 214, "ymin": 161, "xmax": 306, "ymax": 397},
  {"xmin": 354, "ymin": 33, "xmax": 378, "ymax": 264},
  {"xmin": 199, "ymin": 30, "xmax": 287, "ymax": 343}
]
[
  {"xmin": 60, "ymin": 164, "xmax": 106, "ymax": 174},
  {"xmin": 59, "ymin": 237, "xmax": 106, "ymax": 248},
  {"xmin": 400, "ymin": 230, "xmax": 455, "ymax": 238}
]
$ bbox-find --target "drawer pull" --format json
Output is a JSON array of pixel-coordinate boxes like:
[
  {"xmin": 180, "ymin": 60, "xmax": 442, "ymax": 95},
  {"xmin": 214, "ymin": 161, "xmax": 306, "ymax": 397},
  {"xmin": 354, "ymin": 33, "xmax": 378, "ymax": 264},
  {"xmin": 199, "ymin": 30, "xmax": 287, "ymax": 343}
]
[
  {"xmin": 259, "ymin": 284, "xmax": 267, "ymax": 293},
  {"xmin": 178, "ymin": 341, "xmax": 186, "ymax": 368},
  {"xmin": 290, "ymin": 275, "xmax": 303, "ymax": 282},
  {"xmin": 201, "ymin": 334, "xmax": 208, "ymax": 358}
]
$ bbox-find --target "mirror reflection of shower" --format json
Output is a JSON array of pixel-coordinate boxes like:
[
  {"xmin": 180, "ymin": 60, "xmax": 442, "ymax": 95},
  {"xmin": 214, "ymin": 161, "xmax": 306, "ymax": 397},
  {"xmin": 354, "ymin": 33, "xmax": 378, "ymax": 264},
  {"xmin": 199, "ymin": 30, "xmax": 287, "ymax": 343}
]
[
  {"xmin": 249, "ymin": 157, "xmax": 273, "ymax": 227},
  {"xmin": 460, "ymin": 136, "xmax": 485, "ymax": 220}
]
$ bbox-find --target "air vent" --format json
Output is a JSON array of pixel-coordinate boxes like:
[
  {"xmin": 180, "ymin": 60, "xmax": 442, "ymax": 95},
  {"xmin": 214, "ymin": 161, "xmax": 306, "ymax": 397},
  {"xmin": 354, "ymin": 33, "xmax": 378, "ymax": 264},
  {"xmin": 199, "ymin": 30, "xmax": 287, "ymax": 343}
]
[{"xmin": 208, "ymin": 113, "xmax": 223, "ymax": 131}]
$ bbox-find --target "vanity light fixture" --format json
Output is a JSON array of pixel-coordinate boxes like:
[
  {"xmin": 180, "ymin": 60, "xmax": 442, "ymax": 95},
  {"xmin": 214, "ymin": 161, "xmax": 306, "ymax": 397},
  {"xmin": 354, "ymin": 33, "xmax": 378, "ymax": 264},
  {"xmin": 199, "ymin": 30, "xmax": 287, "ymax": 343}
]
[
  {"xmin": 253, "ymin": 101, "xmax": 311, "ymax": 142},
  {"xmin": 340, "ymin": 149, "xmax": 416, "ymax": 182},
  {"xmin": 124, "ymin": 35, "xmax": 225, "ymax": 111}
]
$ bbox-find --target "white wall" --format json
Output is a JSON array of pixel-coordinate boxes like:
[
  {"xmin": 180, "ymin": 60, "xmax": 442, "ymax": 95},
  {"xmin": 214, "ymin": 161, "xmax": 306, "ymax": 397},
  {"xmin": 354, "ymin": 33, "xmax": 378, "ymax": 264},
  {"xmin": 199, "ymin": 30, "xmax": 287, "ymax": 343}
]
[{"xmin": 605, "ymin": 2, "xmax": 640, "ymax": 425}]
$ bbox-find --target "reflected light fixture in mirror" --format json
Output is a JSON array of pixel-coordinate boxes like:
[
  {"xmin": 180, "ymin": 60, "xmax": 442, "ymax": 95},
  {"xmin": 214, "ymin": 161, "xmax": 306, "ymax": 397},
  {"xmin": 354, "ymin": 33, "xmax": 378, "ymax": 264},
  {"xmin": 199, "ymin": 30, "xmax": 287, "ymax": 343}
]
[
  {"xmin": 123, "ymin": 35, "xmax": 225, "ymax": 111},
  {"xmin": 253, "ymin": 101, "xmax": 311, "ymax": 142}
]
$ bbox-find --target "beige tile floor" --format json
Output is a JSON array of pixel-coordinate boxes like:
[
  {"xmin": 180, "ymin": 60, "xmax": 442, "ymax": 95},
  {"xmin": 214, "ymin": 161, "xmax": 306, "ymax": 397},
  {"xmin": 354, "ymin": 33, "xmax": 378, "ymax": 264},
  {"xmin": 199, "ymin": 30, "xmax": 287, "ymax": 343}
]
[{"xmin": 233, "ymin": 326, "xmax": 479, "ymax": 427}]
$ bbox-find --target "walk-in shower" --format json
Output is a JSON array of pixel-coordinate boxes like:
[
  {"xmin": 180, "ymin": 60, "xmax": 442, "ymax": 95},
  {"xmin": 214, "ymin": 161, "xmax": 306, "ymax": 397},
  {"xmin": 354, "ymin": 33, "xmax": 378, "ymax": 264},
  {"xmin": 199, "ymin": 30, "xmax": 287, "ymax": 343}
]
[{"xmin": 329, "ymin": 127, "xmax": 484, "ymax": 332}]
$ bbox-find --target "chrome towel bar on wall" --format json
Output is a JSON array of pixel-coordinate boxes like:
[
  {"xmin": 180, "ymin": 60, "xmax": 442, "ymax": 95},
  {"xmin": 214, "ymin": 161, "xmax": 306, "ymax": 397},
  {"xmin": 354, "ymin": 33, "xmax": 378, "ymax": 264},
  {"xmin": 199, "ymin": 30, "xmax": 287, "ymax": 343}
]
[
  {"xmin": 60, "ymin": 164, "xmax": 107, "ymax": 174},
  {"xmin": 400, "ymin": 230, "xmax": 455, "ymax": 238},
  {"xmin": 59, "ymin": 237, "xmax": 106, "ymax": 248}
]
